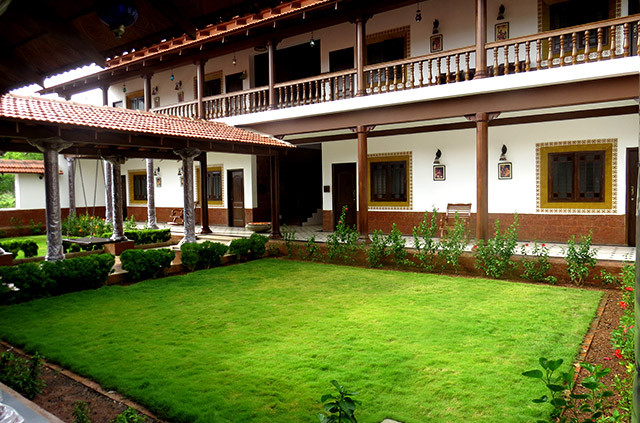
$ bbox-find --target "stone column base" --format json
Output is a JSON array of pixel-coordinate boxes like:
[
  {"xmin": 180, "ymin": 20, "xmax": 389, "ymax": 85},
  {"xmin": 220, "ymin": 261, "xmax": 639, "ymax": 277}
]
[
  {"xmin": 104, "ymin": 240, "xmax": 135, "ymax": 256},
  {"xmin": 0, "ymin": 252, "xmax": 13, "ymax": 266}
]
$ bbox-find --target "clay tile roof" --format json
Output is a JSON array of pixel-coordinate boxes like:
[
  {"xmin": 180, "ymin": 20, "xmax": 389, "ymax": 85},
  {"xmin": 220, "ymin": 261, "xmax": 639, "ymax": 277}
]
[
  {"xmin": 0, "ymin": 160, "xmax": 62, "ymax": 175},
  {"xmin": 0, "ymin": 94, "xmax": 293, "ymax": 149}
]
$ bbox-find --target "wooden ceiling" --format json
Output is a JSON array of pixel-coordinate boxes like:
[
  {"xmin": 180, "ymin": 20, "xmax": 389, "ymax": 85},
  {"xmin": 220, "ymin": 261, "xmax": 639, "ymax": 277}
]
[{"xmin": 0, "ymin": 0, "xmax": 415, "ymax": 95}]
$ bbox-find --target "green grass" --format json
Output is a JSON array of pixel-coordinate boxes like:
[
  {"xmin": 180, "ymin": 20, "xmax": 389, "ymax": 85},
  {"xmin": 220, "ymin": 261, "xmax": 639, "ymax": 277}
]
[
  {"xmin": 0, "ymin": 234, "xmax": 47, "ymax": 258},
  {"xmin": 0, "ymin": 260, "xmax": 602, "ymax": 423}
]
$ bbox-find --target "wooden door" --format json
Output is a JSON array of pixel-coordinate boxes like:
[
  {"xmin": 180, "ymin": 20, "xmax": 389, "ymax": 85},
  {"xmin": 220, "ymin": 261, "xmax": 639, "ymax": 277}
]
[
  {"xmin": 228, "ymin": 169, "xmax": 245, "ymax": 227},
  {"xmin": 627, "ymin": 148, "xmax": 638, "ymax": 246},
  {"xmin": 332, "ymin": 163, "xmax": 357, "ymax": 228},
  {"xmin": 120, "ymin": 175, "xmax": 128, "ymax": 219}
]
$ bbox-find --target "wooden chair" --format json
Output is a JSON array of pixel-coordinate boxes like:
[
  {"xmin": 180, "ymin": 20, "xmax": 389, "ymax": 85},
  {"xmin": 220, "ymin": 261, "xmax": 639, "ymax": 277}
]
[
  {"xmin": 439, "ymin": 203, "xmax": 472, "ymax": 237},
  {"xmin": 167, "ymin": 201, "xmax": 199, "ymax": 226}
]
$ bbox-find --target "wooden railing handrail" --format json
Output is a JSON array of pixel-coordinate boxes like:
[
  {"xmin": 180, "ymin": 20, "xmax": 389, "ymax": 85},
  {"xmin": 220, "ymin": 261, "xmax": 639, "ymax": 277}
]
[
  {"xmin": 273, "ymin": 68, "xmax": 356, "ymax": 89},
  {"xmin": 363, "ymin": 45, "xmax": 476, "ymax": 71},
  {"xmin": 486, "ymin": 13, "xmax": 640, "ymax": 49},
  {"xmin": 205, "ymin": 85, "xmax": 268, "ymax": 99},
  {"xmin": 151, "ymin": 99, "xmax": 196, "ymax": 113}
]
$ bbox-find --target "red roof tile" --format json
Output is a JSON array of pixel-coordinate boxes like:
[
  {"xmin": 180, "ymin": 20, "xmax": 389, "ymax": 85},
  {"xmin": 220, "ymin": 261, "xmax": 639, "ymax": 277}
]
[
  {"xmin": 0, "ymin": 94, "xmax": 293, "ymax": 149},
  {"xmin": 0, "ymin": 160, "xmax": 63, "ymax": 174}
]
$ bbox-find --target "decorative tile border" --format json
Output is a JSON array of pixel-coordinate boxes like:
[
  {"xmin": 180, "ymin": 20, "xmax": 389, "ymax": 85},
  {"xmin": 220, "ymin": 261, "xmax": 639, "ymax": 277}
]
[
  {"xmin": 368, "ymin": 151, "xmax": 413, "ymax": 211},
  {"xmin": 535, "ymin": 138, "xmax": 617, "ymax": 214}
]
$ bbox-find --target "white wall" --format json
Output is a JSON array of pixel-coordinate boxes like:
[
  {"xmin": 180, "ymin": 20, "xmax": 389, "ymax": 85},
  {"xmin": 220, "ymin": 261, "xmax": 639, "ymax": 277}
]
[{"xmin": 322, "ymin": 114, "xmax": 638, "ymax": 215}]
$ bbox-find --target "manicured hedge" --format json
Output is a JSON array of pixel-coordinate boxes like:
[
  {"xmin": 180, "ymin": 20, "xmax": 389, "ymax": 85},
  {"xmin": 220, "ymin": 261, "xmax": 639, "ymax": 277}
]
[
  {"xmin": 180, "ymin": 241, "xmax": 228, "ymax": 271},
  {"xmin": 120, "ymin": 248, "xmax": 175, "ymax": 281},
  {"xmin": 0, "ymin": 240, "xmax": 38, "ymax": 257},
  {"xmin": 229, "ymin": 234, "xmax": 268, "ymax": 260},
  {"xmin": 0, "ymin": 253, "xmax": 115, "ymax": 304}
]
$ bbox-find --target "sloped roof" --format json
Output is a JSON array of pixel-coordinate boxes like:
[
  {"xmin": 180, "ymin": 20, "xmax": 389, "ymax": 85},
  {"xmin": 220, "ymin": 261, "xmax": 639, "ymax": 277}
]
[
  {"xmin": 0, "ymin": 160, "xmax": 62, "ymax": 175},
  {"xmin": 0, "ymin": 94, "xmax": 292, "ymax": 148}
]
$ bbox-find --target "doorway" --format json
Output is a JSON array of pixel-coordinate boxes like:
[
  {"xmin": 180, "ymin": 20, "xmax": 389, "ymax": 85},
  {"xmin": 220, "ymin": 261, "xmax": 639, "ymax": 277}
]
[
  {"xmin": 332, "ymin": 163, "xmax": 357, "ymax": 229},
  {"xmin": 228, "ymin": 169, "xmax": 245, "ymax": 227},
  {"xmin": 626, "ymin": 147, "xmax": 638, "ymax": 246}
]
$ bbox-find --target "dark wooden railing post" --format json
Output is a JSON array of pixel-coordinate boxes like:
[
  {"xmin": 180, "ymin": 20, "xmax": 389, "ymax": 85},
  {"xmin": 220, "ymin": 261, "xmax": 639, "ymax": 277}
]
[
  {"xmin": 196, "ymin": 59, "xmax": 207, "ymax": 120},
  {"xmin": 474, "ymin": 0, "xmax": 488, "ymax": 79},
  {"xmin": 268, "ymin": 40, "xmax": 277, "ymax": 110},
  {"xmin": 355, "ymin": 16, "xmax": 367, "ymax": 96}
]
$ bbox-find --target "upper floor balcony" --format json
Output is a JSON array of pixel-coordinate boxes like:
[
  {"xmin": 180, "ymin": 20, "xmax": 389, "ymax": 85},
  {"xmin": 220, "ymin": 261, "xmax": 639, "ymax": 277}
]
[{"xmin": 150, "ymin": 13, "xmax": 640, "ymax": 121}]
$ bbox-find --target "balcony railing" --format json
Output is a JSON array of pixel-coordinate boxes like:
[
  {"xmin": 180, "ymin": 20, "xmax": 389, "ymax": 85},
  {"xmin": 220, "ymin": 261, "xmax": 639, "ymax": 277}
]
[{"xmin": 151, "ymin": 15, "xmax": 640, "ymax": 120}]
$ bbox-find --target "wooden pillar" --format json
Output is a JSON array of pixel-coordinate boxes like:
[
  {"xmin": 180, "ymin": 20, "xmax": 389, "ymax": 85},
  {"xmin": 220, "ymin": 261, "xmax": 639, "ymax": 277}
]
[
  {"xmin": 355, "ymin": 16, "xmax": 367, "ymax": 96},
  {"xmin": 267, "ymin": 40, "xmax": 276, "ymax": 110},
  {"xmin": 196, "ymin": 59, "xmax": 206, "ymax": 120},
  {"xmin": 174, "ymin": 148, "xmax": 201, "ymax": 244},
  {"xmin": 356, "ymin": 125, "xmax": 374, "ymax": 241},
  {"xmin": 29, "ymin": 137, "xmax": 72, "ymax": 261},
  {"xmin": 475, "ymin": 112, "xmax": 489, "ymax": 240},
  {"xmin": 270, "ymin": 153, "xmax": 281, "ymax": 239},
  {"xmin": 101, "ymin": 85, "xmax": 109, "ymax": 107},
  {"xmin": 101, "ymin": 85, "xmax": 114, "ymax": 223},
  {"xmin": 474, "ymin": 0, "xmax": 488, "ymax": 79},
  {"xmin": 67, "ymin": 157, "xmax": 76, "ymax": 217},
  {"xmin": 104, "ymin": 156, "xmax": 127, "ymax": 242},
  {"xmin": 199, "ymin": 154, "xmax": 212, "ymax": 234}
]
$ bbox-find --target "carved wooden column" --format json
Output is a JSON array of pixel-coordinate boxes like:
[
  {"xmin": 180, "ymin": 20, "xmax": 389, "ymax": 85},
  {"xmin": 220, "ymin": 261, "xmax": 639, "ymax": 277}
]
[
  {"xmin": 174, "ymin": 148, "xmax": 201, "ymax": 244},
  {"xmin": 143, "ymin": 73, "xmax": 158, "ymax": 229},
  {"xmin": 270, "ymin": 152, "xmax": 281, "ymax": 239},
  {"xmin": 198, "ymin": 154, "xmax": 212, "ymax": 234},
  {"xmin": 103, "ymin": 156, "xmax": 127, "ymax": 242},
  {"xmin": 29, "ymin": 137, "xmax": 72, "ymax": 261},
  {"xmin": 474, "ymin": 0, "xmax": 488, "ymax": 79},
  {"xmin": 466, "ymin": 112, "xmax": 499, "ymax": 240},
  {"xmin": 267, "ymin": 40, "xmax": 276, "ymax": 110},
  {"xmin": 101, "ymin": 85, "xmax": 113, "ymax": 223},
  {"xmin": 355, "ymin": 16, "xmax": 368, "ymax": 96},
  {"xmin": 355, "ymin": 125, "xmax": 374, "ymax": 241},
  {"xmin": 66, "ymin": 157, "xmax": 76, "ymax": 217}
]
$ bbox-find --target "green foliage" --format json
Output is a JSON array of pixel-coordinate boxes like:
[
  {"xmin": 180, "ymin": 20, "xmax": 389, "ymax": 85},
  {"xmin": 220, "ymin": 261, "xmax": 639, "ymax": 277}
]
[
  {"xmin": 0, "ymin": 239, "xmax": 39, "ymax": 257},
  {"xmin": 0, "ymin": 262, "xmax": 52, "ymax": 304},
  {"xmin": 72, "ymin": 401, "xmax": 92, "ymax": 423},
  {"xmin": 520, "ymin": 242, "xmax": 553, "ymax": 283},
  {"xmin": 317, "ymin": 380, "xmax": 360, "ymax": 423},
  {"xmin": 100, "ymin": 229, "xmax": 172, "ymax": 246},
  {"xmin": 302, "ymin": 235, "xmax": 320, "ymax": 261},
  {"xmin": 62, "ymin": 213, "xmax": 112, "ymax": 237},
  {"xmin": 386, "ymin": 223, "xmax": 409, "ymax": 266},
  {"xmin": 120, "ymin": 249, "xmax": 175, "ymax": 281},
  {"xmin": 474, "ymin": 216, "xmax": 519, "ymax": 279},
  {"xmin": 111, "ymin": 408, "xmax": 148, "ymax": 423},
  {"xmin": 123, "ymin": 215, "xmax": 138, "ymax": 231},
  {"xmin": 564, "ymin": 231, "xmax": 597, "ymax": 285},
  {"xmin": 266, "ymin": 243, "xmax": 281, "ymax": 257},
  {"xmin": 249, "ymin": 233, "xmax": 269, "ymax": 258},
  {"xmin": 437, "ymin": 215, "xmax": 467, "ymax": 271},
  {"xmin": 367, "ymin": 230, "xmax": 388, "ymax": 268},
  {"xmin": 229, "ymin": 238, "xmax": 252, "ymax": 259},
  {"xmin": 1, "ymin": 152, "xmax": 43, "ymax": 160},
  {"xmin": 281, "ymin": 225, "xmax": 296, "ymax": 257},
  {"xmin": 0, "ymin": 191, "xmax": 15, "ymax": 208},
  {"xmin": 326, "ymin": 206, "xmax": 360, "ymax": 263},
  {"xmin": 522, "ymin": 358, "xmax": 614, "ymax": 423},
  {"xmin": 0, "ymin": 351, "xmax": 45, "ymax": 399},
  {"xmin": 412, "ymin": 208, "xmax": 440, "ymax": 271},
  {"xmin": 180, "ymin": 242, "xmax": 228, "ymax": 271},
  {"xmin": 597, "ymin": 269, "xmax": 618, "ymax": 285}
]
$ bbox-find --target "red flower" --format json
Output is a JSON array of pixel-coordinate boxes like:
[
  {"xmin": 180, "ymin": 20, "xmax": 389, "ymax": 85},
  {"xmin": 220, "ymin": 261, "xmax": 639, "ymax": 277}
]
[
  {"xmin": 345, "ymin": 207, "xmax": 348, "ymax": 211},
  {"xmin": 619, "ymin": 301, "xmax": 628, "ymax": 309},
  {"xmin": 542, "ymin": 243, "xmax": 546, "ymax": 247},
  {"xmin": 21, "ymin": 219, "xmax": 26, "ymax": 224},
  {"xmin": 624, "ymin": 286, "xmax": 633, "ymax": 292},
  {"xmin": 614, "ymin": 349, "xmax": 623, "ymax": 359},
  {"xmin": 525, "ymin": 243, "xmax": 529, "ymax": 247},
  {"xmin": 604, "ymin": 356, "xmax": 611, "ymax": 360},
  {"xmin": 338, "ymin": 220, "xmax": 342, "ymax": 224}
]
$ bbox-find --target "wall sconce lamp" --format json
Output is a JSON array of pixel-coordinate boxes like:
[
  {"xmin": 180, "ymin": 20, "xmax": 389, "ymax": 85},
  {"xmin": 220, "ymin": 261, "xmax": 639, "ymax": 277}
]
[
  {"xmin": 122, "ymin": 83, "xmax": 127, "ymax": 93},
  {"xmin": 433, "ymin": 148, "xmax": 442, "ymax": 164},
  {"xmin": 151, "ymin": 86, "xmax": 158, "ymax": 95},
  {"xmin": 497, "ymin": 4, "xmax": 505, "ymax": 20},
  {"xmin": 153, "ymin": 166, "xmax": 160, "ymax": 177},
  {"xmin": 415, "ymin": 2, "xmax": 422, "ymax": 22},
  {"xmin": 432, "ymin": 19, "xmax": 440, "ymax": 34},
  {"xmin": 232, "ymin": 52, "xmax": 237, "ymax": 66},
  {"xmin": 174, "ymin": 80, "xmax": 182, "ymax": 91},
  {"xmin": 499, "ymin": 144, "xmax": 508, "ymax": 161},
  {"xmin": 177, "ymin": 166, "xmax": 184, "ymax": 186},
  {"xmin": 309, "ymin": 32, "xmax": 316, "ymax": 47}
]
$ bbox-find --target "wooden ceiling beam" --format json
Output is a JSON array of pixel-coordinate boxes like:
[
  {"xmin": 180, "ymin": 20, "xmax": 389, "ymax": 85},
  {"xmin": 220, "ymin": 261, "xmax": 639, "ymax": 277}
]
[{"xmin": 149, "ymin": 0, "xmax": 199, "ymax": 40}]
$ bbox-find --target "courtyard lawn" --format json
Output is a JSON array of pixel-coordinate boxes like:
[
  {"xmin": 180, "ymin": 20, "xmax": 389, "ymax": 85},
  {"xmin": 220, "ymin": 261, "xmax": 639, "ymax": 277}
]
[
  {"xmin": 0, "ymin": 259, "xmax": 602, "ymax": 423},
  {"xmin": 0, "ymin": 234, "xmax": 47, "ymax": 258}
]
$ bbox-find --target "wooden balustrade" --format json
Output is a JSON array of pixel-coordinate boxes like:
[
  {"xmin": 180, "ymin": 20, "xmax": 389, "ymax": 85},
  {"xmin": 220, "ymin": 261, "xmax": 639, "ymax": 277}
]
[
  {"xmin": 485, "ymin": 14, "xmax": 640, "ymax": 74},
  {"xmin": 151, "ymin": 15, "xmax": 640, "ymax": 121}
]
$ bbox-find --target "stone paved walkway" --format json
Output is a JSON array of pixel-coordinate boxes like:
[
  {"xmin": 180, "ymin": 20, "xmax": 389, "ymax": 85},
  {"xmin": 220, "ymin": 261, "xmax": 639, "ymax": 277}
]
[{"xmin": 1, "ymin": 383, "xmax": 64, "ymax": 423}]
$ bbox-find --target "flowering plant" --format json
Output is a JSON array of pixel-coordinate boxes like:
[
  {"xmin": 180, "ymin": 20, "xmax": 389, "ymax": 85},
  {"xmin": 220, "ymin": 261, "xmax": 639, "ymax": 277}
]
[
  {"xmin": 520, "ymin": 241, "xmax": 554, "ymax": 283},
  {"xmin": 326, "ymin": 206, "xmax": 360, "ymax": 263},
  {"xmin": 474, "ymin": 215, "xmax": 519, "ymax": 279}
]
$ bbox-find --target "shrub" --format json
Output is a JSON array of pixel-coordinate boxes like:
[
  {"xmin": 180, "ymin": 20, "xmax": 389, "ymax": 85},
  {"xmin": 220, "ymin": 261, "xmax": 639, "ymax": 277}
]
[
  {"xmin": 100, "ymin": 229, "xmax": 172, "ymax": 246},
  {"xmin": 302, "ymin": 235, "xmax": 320, "ymax": 261},
  {"xmin": 180, "ymin": 243, "xmax": 200, "ymax": 272},
  {"xmin": 62, "ymin": 213, "xmax": 112, "ymax": 237},
  {"xmin": 412, "ymin": 208, "xmax": 440, "ymax": 271},
  {"xmin": 367, "ymin": 230, "xmax": 388, "ymax": 268},
  {"xmin": 0, "ymin": 351, "xmax": 45, "ymax": 399},
  {"xmin": 519, "ymin": 241, "xmax": 553, "ymax": 282},
  {"xmin": 120, "ymin": 249, "xmax": 175, "ymax": 281},
  {"xmin": 564, "ymin": 231, "xmax": 597, "ymax": 285},
  {"xmin": 249, "ymin": 233, "xmax": 268, "ymax": 258},
  {"xmin": 72, "ymin": 401, "xmax": 92, "ymax": 423},
  {"xmin": 474, "ymin": 215, "xmax": 519, "ymax": 279},
  {"xmin": 43, "ymin": 254, "xmax": 115, "ymax": 295},
  {"xmin": 326, "ymin": 206, "xmax": 360, "ymax": 263},
  {"xmin": 281, "ymin": 225, "xmax": 296, "ymax": 257},
  {"xmin": 111, "ymin": 408, "xmax": 147, "ymax": 423},
  {"xmin": 123, "ymin": 215, "xmax": 137, "ymax": 231},
  {"xmin": 181, "ymin": 242, "xmax": 228, "ymax": 271},
  {"xmin": 438, "ymin": 215, "xmax": 467, "ymax": 271},
  {"xmin": 0, "ymin": 262, "xmax": 52, "ymax": 304},
  {"xmin": 21, "ymin": 240, "xmax": 38, "ymax": 257},
  {"xmin": 386, "ymin": 223, "xmax": 409, "ymax": 266},
  {"xmin": 229, "ymin": 238, "xmax": 252, "ymax": 259},
  {"xmin": 317, "ymin": 380, "xmax": 360, "ymax": 423}
]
